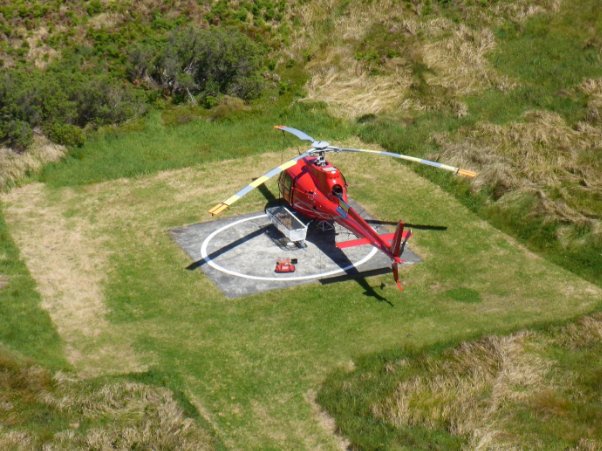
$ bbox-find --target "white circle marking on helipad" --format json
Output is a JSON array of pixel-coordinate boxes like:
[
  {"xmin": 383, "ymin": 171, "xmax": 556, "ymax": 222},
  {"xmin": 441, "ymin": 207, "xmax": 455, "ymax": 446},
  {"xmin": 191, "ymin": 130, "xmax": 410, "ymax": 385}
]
[{"xmin": 200, "ymin": 214, "xmax": 378, "ymax": 281}]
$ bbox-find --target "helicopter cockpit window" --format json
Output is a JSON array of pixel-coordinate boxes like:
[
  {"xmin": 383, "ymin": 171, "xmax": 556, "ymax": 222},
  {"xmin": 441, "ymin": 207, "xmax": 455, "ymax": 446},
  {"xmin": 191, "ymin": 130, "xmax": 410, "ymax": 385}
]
[
  {"xmin": 332, "ymin": 184, "xmax": 343, "ymax": 197},
  {"xmin": 282, "ymin": 173, "xmax": 292, "ymax": 191},
  {"xmin": 279, "ymin": 172, "xmax": 293, "ymax": 198}
]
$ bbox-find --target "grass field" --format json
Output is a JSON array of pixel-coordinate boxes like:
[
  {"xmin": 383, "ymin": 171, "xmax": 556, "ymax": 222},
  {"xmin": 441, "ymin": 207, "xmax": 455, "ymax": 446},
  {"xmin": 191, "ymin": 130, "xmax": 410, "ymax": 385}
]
[
  {"xmin": 2, "ymin": 142, "xmax": 599, "ymax": 447},
  {"xmin": 0, "ymin": 0, "xmax": 600, "ymax": 446},
  {"xmin": 39, "ymin": 101, "xmax": 353, "ymax": 188}
]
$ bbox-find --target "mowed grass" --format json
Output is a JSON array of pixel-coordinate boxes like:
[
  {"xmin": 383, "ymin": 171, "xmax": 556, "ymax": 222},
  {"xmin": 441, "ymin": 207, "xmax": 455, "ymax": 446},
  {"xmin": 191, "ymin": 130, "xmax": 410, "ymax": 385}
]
[
  {"xmin": 0, "ymin": 208, "xmax": 66, "ymax": 368},
  {"xmin": 2, "ymin": 145, "xmax": 600, "ymax": 448}
]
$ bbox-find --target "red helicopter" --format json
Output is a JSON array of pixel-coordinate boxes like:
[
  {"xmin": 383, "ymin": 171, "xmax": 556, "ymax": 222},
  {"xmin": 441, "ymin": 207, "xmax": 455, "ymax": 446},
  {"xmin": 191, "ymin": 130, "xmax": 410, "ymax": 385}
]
[{"xmin": 209, "ymin": 126, "xmax": 477, "ymax": 290}]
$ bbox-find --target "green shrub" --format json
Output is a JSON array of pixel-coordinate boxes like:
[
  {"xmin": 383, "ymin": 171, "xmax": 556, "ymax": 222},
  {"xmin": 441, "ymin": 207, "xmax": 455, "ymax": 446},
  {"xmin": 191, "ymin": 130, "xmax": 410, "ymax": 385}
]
[
  {"xmin": 0, "ymin": 61, "xmax": 146, "ymax": 150},
  {"xmin": 4, "ymin": 120, "xmax": 33, "ymax": 151},
  {"xmin": 133, "ymin": 26, "xmax": 265, "ymax": 103},
  {"xmin": 46, "ymin": 123, "xmax": 85, "ymax": 147},
  {"xmin": 72, "ymin": 76, "xmax": 145, "ymax": 126},
  {"xmin": 86, "ymin": 0, "xmax": 103, "ymax": 16}
]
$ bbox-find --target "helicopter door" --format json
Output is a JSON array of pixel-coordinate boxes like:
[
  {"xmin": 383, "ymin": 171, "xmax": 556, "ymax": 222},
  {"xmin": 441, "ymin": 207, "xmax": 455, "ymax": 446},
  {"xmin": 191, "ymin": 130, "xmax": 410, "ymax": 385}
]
[{"xmin": 278, "ymin": 172, "xmax": 294, "ymax": 203}]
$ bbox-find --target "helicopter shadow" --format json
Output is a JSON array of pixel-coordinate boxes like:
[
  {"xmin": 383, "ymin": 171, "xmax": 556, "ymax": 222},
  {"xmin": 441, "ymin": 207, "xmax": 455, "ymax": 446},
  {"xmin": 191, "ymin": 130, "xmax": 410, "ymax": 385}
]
[
  {"xmin": 185, "ymin": 225, "xmax": 271, "ymax": 270},
  {"xmin": 305, "ymin": 222, "xmax": 393, "ymax": 305},
  {"xmin": 366, "ymin": 219, "xmax": 448, "ymax": 231},
  {"xmin": 256, "ymin": 182, "xmax": 278, "ymax": 204},
  {"xmin": 186, "ymin": 182, "xmax": 282, "ymax": 271}
]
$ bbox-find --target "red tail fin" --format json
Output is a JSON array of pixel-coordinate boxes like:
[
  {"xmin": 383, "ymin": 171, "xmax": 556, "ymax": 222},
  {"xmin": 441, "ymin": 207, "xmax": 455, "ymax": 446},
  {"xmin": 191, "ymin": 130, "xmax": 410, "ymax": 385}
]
[{"xmin": 391, "ymin": 221, "xmax": 405, "ymax": 257}]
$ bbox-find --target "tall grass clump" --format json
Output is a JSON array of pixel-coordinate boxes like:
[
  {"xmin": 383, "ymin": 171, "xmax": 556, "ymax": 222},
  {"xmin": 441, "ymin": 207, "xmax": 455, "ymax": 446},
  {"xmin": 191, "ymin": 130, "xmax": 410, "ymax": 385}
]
[
  {"xmin": 0, "ymin": 349, "xmax": 218, "ymax": 449},
  {"xmin": 294, "ymin": 0, "xmax": 560, "ymax": 119},
  {"xmin": 0, "ymin": 133, "xmax": 66, "ymax": 190},
  {"xmin": 319, "ymin": 313, "xmax": 602, "ymax": 449},
  {"xmin": 434, "ymin": 110, "xmax": 601, "ymax": 224}
]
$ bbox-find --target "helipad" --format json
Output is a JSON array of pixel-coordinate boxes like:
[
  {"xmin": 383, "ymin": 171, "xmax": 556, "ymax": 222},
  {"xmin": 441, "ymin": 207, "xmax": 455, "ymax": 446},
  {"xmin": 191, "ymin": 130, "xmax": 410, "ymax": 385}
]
[{"xmin": 170, "ymin": 205, "xmax": 421, "ymax": 298}]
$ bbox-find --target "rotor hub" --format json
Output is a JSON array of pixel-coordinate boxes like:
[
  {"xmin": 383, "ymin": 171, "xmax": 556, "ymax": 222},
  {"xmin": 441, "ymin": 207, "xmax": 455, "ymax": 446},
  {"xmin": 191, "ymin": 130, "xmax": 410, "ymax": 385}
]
[{"xmin": 313, "ymin": 141, "xmax": 330, "ymax": 150}]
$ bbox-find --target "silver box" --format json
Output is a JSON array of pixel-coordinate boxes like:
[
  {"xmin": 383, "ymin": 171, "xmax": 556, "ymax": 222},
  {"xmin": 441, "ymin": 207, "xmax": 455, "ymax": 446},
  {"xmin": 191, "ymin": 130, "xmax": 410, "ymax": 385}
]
[{"xmin": 266, "ymin": 206, "xmax": 308, "ymax": 243}]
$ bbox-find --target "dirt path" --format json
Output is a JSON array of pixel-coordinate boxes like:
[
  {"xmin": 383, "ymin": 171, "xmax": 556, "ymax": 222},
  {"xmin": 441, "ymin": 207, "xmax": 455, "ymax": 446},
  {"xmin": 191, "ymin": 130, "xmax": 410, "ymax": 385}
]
[{"xmin": 2, "ymin": 183, "xmax": 144, "ymax": 377}]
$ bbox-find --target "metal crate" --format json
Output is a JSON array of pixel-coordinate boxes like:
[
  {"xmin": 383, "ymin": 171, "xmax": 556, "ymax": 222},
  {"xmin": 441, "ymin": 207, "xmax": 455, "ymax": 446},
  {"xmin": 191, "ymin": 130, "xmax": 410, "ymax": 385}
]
[{"xmin": 266, "ymin": 206, "xmax": 308, "ymax": 243}]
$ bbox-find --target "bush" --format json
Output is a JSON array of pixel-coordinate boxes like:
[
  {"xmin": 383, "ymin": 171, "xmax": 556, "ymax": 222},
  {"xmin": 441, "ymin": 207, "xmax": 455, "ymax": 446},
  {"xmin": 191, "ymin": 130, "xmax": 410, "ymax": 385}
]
[
  {"xmin": 207, "ymin": 95, "xmax": 247, "ymax": 121},
  {"xmin": 72, "ymin": 77, "xmax": 145, "ymax": 126},
  {"xmin": 4, "ymin": 120, "xmax": 33, "ymax": 152},
  {"xmin": 132, "ymin": 26, "xmax": 265, "ymax": 103},
  {"xmin": 46, "ymin": 123, "xmax": 85, "ymax": 147},
  {"xmin": 0, "ymin": 63, "xmax": 146, "ymax": 150}
]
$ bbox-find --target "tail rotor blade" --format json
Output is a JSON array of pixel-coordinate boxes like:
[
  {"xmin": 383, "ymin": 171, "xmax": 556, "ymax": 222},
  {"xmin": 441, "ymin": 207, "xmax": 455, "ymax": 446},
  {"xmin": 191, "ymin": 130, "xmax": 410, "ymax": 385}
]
[
  {"xmin": 391, "ymin": 221, "xmax": 405, "ymax": 257},
  {"xmin": 400, "ymin": 229, "xmax": 412, "ymax": 257},
  {"xmin": 392, "ymin": 262, "xmax": 403, "ymax": 291}
]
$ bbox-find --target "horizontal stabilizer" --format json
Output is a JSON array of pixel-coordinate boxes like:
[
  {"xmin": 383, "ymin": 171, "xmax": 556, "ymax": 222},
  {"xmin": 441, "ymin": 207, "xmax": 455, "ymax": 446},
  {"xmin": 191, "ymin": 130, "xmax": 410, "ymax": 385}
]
[{"xmin": 336, "ymin": 231, "xmax": 411, "ymax": 250}]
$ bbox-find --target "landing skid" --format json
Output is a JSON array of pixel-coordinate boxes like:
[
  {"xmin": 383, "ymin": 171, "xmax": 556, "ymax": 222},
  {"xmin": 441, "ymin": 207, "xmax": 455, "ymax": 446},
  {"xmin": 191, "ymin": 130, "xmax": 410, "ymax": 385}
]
[{"xmin": 313, "ymin": 220, "xmax": 335, "ymax": 232}]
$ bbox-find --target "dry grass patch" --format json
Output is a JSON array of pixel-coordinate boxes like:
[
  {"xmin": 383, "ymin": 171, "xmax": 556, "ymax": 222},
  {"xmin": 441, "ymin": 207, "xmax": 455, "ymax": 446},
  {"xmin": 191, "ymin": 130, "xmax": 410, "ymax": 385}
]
[
  {"xmin": 421, "ymin": 22, "xmax": 516, "ymax": 96},
  {"xmin": 304, "ymin": 46, "xmax": 415, "ymax": 118},
  {"xmin": 433, "ymin": 110, "xmax": 602, "ymax": 237},
  {"xmin": 0, "ymin": 351, "xmax": 214, "ymax": 449},
  {"xmin": 1, "ymin": 183, "xmax": 144, "ymax": 378},
  {"xmin": 25, "ymin": 27, "xmax": 59, "ymax": 69},
  {"xmin": 581, "ymin": 78, "xmax": 602, "ymax": 125},
  {"xmin": 0, "ymin": 275, "xmax": 8, "ymax": 290},
  {"xmin": 370, "ymin": 313, "xmax": 602, "ymax": 449},
  {"xmin": 445, "ymin": 0, "xmax": 560, "ymax": 26},
  {"xmin": 373, "ymin": 332, "xmax": 550, "ymax": 448},
  {"xmin": 88, "ymin": 12, "xmax": 125, "ymax": 30},
  {"xmin": 551, "ymin": 313, "xmax": 602, "ymax": 349},
  {"xmin": 43, "ymin": 378, "xmax": 212, "ymax": 450},
  {"xmin": 306, "ymin": 389, "xmax": 350, "ymax": 451},
  {"xmin": 298, "ymin": 0, "xmax": 416, "ymax": 118},
  {"xmin": 0, "ymin": 133, "xmax": 66, "ymax": 190},
  {"xmin": 291, "ymin": 0, "xmax": 559, "ymax": 118}
]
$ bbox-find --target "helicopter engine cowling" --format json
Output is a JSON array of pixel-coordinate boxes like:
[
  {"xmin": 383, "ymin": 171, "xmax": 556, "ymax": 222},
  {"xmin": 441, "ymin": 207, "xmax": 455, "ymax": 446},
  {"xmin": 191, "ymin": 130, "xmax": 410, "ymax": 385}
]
[{"xmin": 279, "ymin": 156, "xmax": 349, "ymax": 220}]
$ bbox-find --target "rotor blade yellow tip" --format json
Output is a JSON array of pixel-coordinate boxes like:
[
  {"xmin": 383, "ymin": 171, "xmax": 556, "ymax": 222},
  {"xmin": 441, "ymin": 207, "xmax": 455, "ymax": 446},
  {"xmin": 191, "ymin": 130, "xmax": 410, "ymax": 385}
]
[
  {"xmin": 458, "ymin": 168, "xmax": 478, "ymax": 178},
  {"xmin": 209, "ymin": 203, "xmax": 229, "ymax": 216}
]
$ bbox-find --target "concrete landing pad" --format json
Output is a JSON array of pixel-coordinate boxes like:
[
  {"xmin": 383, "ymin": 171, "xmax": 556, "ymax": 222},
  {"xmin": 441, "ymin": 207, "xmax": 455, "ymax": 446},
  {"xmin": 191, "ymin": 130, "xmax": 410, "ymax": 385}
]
[{"xmin": 170, "ymin": 206, "xmax": 421, "ymax": 298}]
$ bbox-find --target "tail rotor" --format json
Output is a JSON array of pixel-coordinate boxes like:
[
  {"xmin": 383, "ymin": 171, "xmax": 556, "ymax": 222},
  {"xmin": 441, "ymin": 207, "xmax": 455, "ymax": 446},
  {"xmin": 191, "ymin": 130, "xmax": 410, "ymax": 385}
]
[{"xmin": 390, "ymin": 221, "xmax": 412, "ymax": 291}]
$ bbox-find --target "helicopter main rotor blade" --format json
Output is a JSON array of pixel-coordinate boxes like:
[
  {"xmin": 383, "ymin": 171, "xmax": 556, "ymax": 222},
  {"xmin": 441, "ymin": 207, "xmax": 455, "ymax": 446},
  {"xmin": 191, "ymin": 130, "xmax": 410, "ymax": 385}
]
[
  {"xmin": 274, "ymin": 125, "xmax": 316, "ymax": 143},
  {"xmin": 337, "ymin": 147, "xmax": 477, "ymax": 178},
  {"xmin": 208, "ymin": 150, "xmax": 312, "ymax": 216},
  {"xmin": 274, "ymin": 125, "xmax": 330, "ymax": 150}
]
